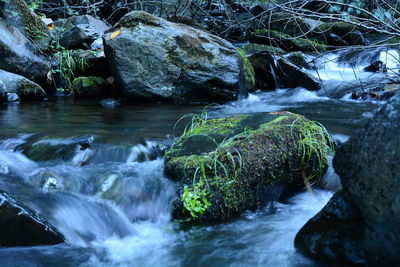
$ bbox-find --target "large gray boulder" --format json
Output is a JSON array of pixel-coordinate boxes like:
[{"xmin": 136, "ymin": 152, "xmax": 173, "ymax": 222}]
[
  {"xmin": 104, "ymin": 11, "xmax": 241, "ymax": 103},
  {"xmin": 295, "ymin": 93, "xmax": 400, "ymax": 266},
  {"xmin": 0, "ymin": 70, "xmax": 47, "ymax": 100},
  {"xmin": 0, "ymin": 20, "xmax": 50, "ymax": 87}
]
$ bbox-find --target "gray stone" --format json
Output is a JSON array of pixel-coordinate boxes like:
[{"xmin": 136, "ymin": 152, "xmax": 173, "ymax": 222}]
[
  {"xmin": 7, "ymin": 93, "xmax": 20, "ymax": 102},
  {"xmin": 249, "ymin": 51, "xmax": 320, "ymax": 91},
  {"xmin": 104, "ymin": 11, "xmax": 241, "ymax": 103},
  {"xmin": 59, "ymin": 24, "xmax": 100, "ymax": 49},
  {"xmin": 0, "ymin": 70, "xmax": 47, "ymax": 100},
  {"xmin": 64, "ymin": 15, "xmax": 109, "ymax": 34},
  {"xmin": 295, "ymin": 93, "xmax": 400, "ymax": 266},
  {"xmin": 0, "ymin": 20, "xmax": 50, "ymax": 87}
]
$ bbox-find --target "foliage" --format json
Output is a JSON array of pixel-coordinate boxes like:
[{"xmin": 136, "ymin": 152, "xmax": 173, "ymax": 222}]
[
  {"xmin": 27, "ymin": 0, "xmax": 43, "ymax": 12},
  {"xmin": 237, "ymin": 48, "xmax": 256, "ymax": 86},
  {"xmin": 55, "ymin": 50, "xmax": 88, "ymax": 89},
  {"xmin": 181, "ymin": 181, "xmax": 211, "ymax": 219},
  {"xmin": 290, "ymin": 117, "xmax": 335, "ymax": 185}
]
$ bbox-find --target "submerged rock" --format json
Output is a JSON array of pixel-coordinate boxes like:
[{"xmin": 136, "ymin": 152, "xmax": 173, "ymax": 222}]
[
  {"xmin": 295, "ymin": 93, "xmax": 400, "ymax": 266},
  {"xmin": 165, "ymin": 112, "xmax": 332, "ymax": 222},
  {"xmin": 23, "ymin": 136, "xmax": 94, "ymax": 162},
  {"xmin": 104, "ymin": 11, "xmax": 241, "ymax": 103},
  {"xmin": 0, "ymin": 191, "xmax": 64, "ymax": 246},
  {"xmin": 0, "ymin": 70, "xmax": 47, "ymax": 100}
]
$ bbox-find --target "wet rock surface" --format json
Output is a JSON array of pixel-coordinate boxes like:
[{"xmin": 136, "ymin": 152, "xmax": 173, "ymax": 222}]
[
  {"xmin": 0, "ymin": 70, "xmax": 47, "ymax": 101},
  {"xmin": 104, "ymin": 11, "xmax": 241, "ymax": 103},
  {"xmin": 295, "ymin": 93, "xmax": 400, "ymax": 266},
  {"xmin": 0, "ymin": 191, "xmax": 64, "ymax": 247}
]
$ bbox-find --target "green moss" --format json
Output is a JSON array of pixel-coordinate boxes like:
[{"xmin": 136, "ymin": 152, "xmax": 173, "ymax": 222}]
[
  {"xmin": 253, "ymin": 29, "xmax": 326, "ymax": 52},
  {"xmin": 254, "ymin": 29, "xmax": 291, "ymax": 39},
  {"xmin": 183, "ymin": 115, "xmax": 248, "ymax": 137},
  {"xmin": 237, "ymin": 48, "xmax": 256, "ymax": 87},
  {"xmin": 292, "ymin": 38, "xmax": 327, "ymax": 52},
  {"xmin": 9, "ymin": 0, "xmax": 49, "ymax": 42},
  {"xmin": 241, "ymin": 43, "xmax": 285, "ymax": 55},
  {"xmin": 166, "ymin": 112, "xmax": 334, "ymax": 222},
  {"xmin": 71, "ymin": 76, "xmax": 105, "ymax": 97},
  {"xmin": 175, "ymin": 35, "xmax": 214, "ymax": 61},
  {"xmin": 16, "ymin": 79, "xmax": 45, "ymax": 99},
  {"xmin": 313, "ymin": 22, "xmax": 358, "ymax": 36},
  {"xmin": 113, "ymin": 11, "xmax": 162, "ymax": 30}
]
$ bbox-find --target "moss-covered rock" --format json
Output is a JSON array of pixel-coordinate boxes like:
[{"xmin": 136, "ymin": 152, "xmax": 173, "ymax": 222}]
[
  {"xmin": 0, "ymin": 69, "xmax": 46, "ymax": 101},
  {"xmin": 241, "ymin": 43, "xmax": 285, "ymax": 55},
  {"xmin": 103, "ymin": 11, "xmax": 241, "ymax": 103},
  {"xmin": 71, "ymin": 76, "xmax": 105, "ymax": 98},
  {"xmin": 165, "ymin": 112, "xmax": 333, "ymax": 222},
  {"xmin": 1, "ymin": 0, "xmax": 50, "ymax": 47},
  {"xmin": 313, "ymin": 22, "xmax": 360, "ymax": 37},
  {"xmin": 237, "ymin": 48, "xmax": 256, "ymax": 93},
  {"xmin": 250, "ymin": 29, "xmax": 327, "ymax": 52}
]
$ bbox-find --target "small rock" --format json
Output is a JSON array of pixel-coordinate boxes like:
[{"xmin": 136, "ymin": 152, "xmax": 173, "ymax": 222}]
[
  {"xmin": 0, "ymin": 80, "xmax": 7, "ymax": 104},
  {"xmin": 7, "ymin": 93, "xmax": 20, "ymax": 102},
  {"xmin": 59, "ymin": 24, "xmax": 100, "ymax": 49},
  {"xmin": 364, "ymin": 60, "xmax": 387, "ymax": 73},
  {"xmin": 100, "ymin": 98, "xmax": 119, "ymax": 108}
]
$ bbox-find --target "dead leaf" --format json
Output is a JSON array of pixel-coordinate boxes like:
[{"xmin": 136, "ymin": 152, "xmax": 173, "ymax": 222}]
[{"xmin": 109, "ymin": 29, "xmax": 121, "ymax": 40}]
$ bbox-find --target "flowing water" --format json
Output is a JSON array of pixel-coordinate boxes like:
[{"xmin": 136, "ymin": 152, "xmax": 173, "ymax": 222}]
[{"xmin": 0, "ymin": 47, "xmax": 395, "ymax": 266}]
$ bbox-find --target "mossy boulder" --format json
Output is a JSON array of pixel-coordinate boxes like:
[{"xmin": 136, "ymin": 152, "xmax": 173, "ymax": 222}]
[
  {"xmin": 265, "ymin": 14, "xmax": 322, "ymax": 37},
  {"xmin": 313, "ymin": 22, "xmax": 360, "ymax": 37},
  {"xmin": 241, "ymin": 43, "xmax": 285, "ymax": 55},
  {"xmin": 311, "ymin": 22, "xmax": 367, "ymax": 46},
  {"xmin": 71, "ymin": 76, "xmax": 106, "ymax": 98},
  {"xmin": 0, "ymin": 19, "xmax": 50, "ymax": 88},
  {"xmin": 250, "ymin": 30, "xmax": 327, "ymax": 52},
  {"xmin": 0, "ymin": 70, "xmax": 46, "ymax": 101},
  {"xmin": 237, "ymin": 48, "xmax": 256, "ymax": 93},
  {"xmin": 164, "ymin": 112, "xmax": 333, "ymax": 222},
  {"xmin": 103, "ymin": 11, "xmax": 241, "ymax": 103},
  {"xmin": 1, "ymin": 0, "xmax": 50, "ymax": 48}
]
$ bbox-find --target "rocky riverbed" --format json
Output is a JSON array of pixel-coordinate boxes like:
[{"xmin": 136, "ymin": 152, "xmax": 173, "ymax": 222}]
[{"xmin": 1, "ymin": 0, "xmax": 400, "ymax": 266}]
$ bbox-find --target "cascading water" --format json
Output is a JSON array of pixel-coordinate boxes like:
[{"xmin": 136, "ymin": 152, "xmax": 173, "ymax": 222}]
[
  {"xmin": 0, "ymin": 90, "xmax": 383, "ymax": 266},
  {"xmin": 304, "ymin": 47, "xmax": 400, "ymax": 98}
]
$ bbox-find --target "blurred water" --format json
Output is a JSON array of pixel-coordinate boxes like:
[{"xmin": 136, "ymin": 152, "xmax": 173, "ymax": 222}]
[{"xmin": 0, "ymin": 93, "xmax": 382, "ymax": 266}]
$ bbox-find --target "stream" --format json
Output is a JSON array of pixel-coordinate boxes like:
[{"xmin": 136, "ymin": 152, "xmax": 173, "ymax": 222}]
[{"xmin": 0, "ymin": 48, "xmax": 393, "ymax": 266}]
